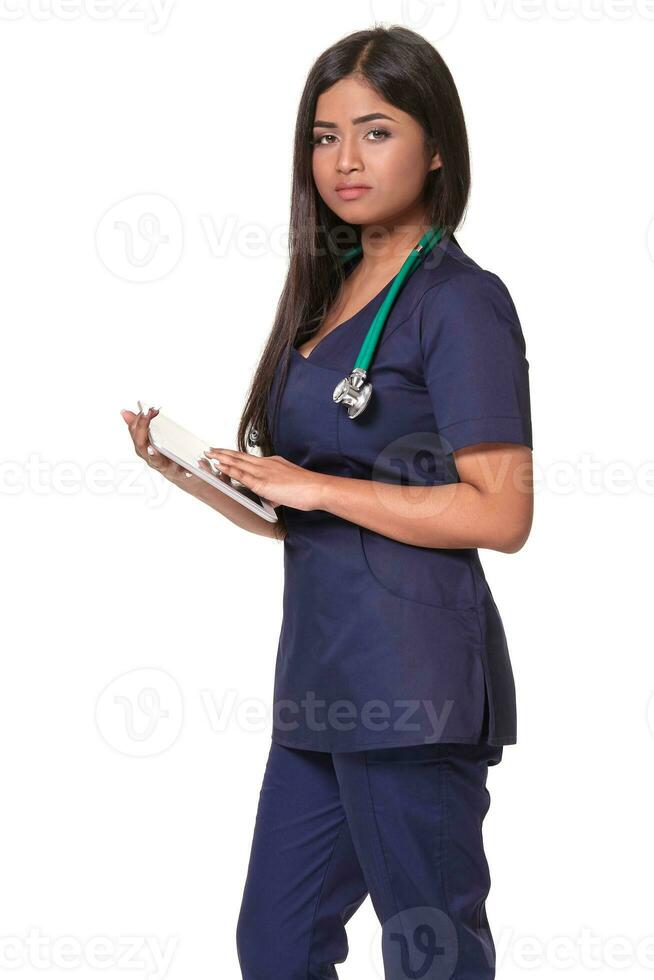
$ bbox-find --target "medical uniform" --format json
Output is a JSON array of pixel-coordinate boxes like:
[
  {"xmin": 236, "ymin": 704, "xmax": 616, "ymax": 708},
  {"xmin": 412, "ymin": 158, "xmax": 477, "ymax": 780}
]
[
  {"xmin": 236, "ymin": 235, "xmax": 532, "ymax": 979},
  {"xmin": 237, "ymin": 739, "xmax": 503, "ymax": 979},
  {"xmin": 266, "ymin": 234, "xmax": 532, "ymax": 754}
]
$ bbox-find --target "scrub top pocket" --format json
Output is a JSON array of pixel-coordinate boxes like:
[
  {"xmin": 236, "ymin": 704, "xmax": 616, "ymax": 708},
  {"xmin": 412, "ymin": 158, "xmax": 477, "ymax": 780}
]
[{"xmin": 357, "ymin": 526, "xmax": 479, "ymax": 611}]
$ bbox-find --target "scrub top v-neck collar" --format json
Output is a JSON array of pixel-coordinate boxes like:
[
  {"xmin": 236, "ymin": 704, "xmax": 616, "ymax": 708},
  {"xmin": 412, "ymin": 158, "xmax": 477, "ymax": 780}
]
[{"xmin": 293, "ymin": 260, "xmax": 396, "ymax": 365}]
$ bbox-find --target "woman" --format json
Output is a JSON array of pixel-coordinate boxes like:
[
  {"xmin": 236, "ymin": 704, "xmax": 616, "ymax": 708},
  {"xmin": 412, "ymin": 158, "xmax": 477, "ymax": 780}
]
[{"xmin": 122, "ymin": 25, "xmax": 533, "ymax": 980}]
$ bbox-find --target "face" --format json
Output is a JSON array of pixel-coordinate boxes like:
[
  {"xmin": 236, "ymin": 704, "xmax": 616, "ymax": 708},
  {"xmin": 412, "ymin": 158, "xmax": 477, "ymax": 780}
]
[{"xmin": 311, "ymin": 74, "xmax": 442, "ymax": 233}]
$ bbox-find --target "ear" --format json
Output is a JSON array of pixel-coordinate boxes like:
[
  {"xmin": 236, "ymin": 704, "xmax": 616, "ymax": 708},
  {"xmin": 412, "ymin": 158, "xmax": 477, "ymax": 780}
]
[{"xmin": 429, "ymin": 149, "xmax": 443, "ymax": 173}]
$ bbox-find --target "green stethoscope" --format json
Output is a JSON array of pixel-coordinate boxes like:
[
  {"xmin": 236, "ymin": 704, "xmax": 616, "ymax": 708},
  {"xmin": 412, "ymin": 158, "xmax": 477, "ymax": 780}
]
[{"xmin": 332, "ymin": 224, "xmax": 445, "ymax": 418}]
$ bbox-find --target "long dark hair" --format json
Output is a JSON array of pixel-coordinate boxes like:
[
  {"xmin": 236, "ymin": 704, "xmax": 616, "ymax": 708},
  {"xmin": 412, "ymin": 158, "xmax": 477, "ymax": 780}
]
[{"xmin": 236, "ymin": 25, "xmax": 471, "ymax": 537}]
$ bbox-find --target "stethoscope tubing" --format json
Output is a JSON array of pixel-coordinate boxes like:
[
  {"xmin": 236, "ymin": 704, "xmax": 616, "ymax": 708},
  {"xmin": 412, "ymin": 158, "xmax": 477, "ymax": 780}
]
[
  {"xmin": 332, "ymin": 225, "xmax": 446, "ymax": 418},
  {"xmin": 351, "ymin": 225, "xmax": 445, "ymax": 372}
]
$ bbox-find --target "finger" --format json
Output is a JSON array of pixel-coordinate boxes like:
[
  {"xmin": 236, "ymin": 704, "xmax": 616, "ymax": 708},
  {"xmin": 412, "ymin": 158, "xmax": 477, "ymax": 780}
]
[
  {"xmin": 204, "ymin": 447, "xmax": 240, "ymax": 459},
  {"xmin": 135, "ymin": 410, "xmax": 162, "ymax": 463},
  {"xmin": 197, "ymin": 456, "xmax": 220, "ymax": 476},
  {"xmin": 145, "ymin": 444, "xmax": 167, "ymax": 469},
  {"xmin": 215, "ymin": 460, "xmax": 257, "ymax": 487},
  {"xmin": 204, "ymin": 447, "xmax": 264, "ymax": 466},
  {"xmin": 135, "ymin": 406, "xmax": 157, "ymax": 449},
  {"xmin": 211, "ymin": 457, "xmax": 262, "ymax": 483},
  {"xmin": 125, "ymin": 409, "xmax": 142, "ymax": 438},
  {"xmin": 135, "ymin": 405, "xmax": 152, "ymax": 434},
  {"xmin": 197, "ymin": 456, "xmax": 230, "ymax": 484},
  {"xmin": 127, "ymin": 406, "xmax": 147, "ymax": 442},
  {"xmin": 204, "ymin": 447, "xmax": 256, "ymax": 458},
  {"xmin": 144, "ymin": 407, "xmax": 160, "ymax": 443},
  {"xmin": 142, "ymin": 407, "xmax": 160, "ymax": 437}
]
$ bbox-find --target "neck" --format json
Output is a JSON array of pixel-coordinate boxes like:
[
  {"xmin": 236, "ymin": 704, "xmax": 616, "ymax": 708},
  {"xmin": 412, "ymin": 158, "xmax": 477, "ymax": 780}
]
[{"xmin": 357, "ymin": 212, "xmax": 434, "ymax": 275}]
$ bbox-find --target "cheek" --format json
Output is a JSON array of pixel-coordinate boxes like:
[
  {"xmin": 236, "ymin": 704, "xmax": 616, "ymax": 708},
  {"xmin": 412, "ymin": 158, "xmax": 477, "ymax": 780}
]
[
  {"xmin": 311, "ymin": 153, "xmax": 331, "ymax": 195},
  {"xmin": 377, "ymin": 145, "xmax": 428, "ymax": 200}
]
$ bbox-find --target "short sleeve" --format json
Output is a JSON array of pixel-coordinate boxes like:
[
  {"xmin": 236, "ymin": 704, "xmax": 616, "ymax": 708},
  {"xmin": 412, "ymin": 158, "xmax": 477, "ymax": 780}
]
[{"xmin": 419, "ymin": 270, "xmax": 533, "ymax": 453}]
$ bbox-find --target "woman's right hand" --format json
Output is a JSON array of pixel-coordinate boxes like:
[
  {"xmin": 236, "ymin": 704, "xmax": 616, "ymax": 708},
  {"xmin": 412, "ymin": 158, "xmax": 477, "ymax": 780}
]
[{"xmin": 121, "ymin": 405, "xmax": 190, "ymax": 485}]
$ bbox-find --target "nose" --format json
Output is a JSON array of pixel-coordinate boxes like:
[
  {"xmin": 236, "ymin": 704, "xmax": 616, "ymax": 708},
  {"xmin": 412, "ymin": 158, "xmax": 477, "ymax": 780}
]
[{"xmin": 335, "ymin": 132, "xmax": 363, "ymax": 174}]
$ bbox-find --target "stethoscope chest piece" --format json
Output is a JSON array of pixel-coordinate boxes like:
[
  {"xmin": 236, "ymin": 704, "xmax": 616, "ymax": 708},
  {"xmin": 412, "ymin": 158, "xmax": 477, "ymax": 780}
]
[{"xmin": 333, "ymin": 369, "xmax": 372, "ymax": 419}]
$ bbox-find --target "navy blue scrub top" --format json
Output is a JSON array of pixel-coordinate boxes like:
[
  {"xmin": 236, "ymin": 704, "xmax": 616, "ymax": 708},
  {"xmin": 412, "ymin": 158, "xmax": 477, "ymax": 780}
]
[{"xmin": 266, "ymin": 235, "xmax": 533, "ymax": 753}]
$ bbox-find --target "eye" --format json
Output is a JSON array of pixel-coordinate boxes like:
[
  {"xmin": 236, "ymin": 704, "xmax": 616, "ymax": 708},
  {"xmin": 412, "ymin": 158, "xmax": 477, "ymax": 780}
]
[
  {"xmin": 310, "ymin": 128, "xmax": 392, "ymax": 147},
  {"xmin": 311, "ymin": 133, "xmax": 337, "ymax": 146},
  {"xmin": 365, "ymin": 128, "xmax": 391, "ymax": 141}
]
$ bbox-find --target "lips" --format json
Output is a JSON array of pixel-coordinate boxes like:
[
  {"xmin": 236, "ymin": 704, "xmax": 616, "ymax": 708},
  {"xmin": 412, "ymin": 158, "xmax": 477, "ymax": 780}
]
[{"xmin": 335, "ymin": 184, "xmax": 372, "ymax": 200}]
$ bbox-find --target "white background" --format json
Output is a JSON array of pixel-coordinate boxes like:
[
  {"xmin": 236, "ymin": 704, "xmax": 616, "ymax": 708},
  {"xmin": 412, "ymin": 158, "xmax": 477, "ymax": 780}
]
[{"xmin": 2, "ymin": 1, "xmax": 654, "ymax": 978}]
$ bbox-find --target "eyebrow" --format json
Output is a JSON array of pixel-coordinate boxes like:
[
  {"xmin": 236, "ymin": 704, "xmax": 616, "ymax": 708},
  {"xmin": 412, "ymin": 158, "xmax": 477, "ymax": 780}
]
[{"xmin": 312, "ymin": 112, "xmax": 397, "ymax": 128}]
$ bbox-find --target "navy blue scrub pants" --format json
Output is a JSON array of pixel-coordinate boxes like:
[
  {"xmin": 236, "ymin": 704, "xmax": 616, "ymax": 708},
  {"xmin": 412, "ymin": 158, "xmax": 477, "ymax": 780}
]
[{"xmin": 236, "ymin": 739, "xmax": 503, "ymax": 979}]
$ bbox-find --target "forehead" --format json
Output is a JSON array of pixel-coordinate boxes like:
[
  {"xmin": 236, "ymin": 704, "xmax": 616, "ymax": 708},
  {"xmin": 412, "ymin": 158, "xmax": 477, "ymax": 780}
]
[{"xmin": 314, "ymin": 76, "xmax": 404, "ymax": 122}]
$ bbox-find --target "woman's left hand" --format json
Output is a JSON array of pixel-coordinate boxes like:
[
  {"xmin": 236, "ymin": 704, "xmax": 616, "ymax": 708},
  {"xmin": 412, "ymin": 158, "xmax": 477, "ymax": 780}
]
[{"xmin": 202, "ymin": 448, "xmax": 325, "ymax": 512}]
